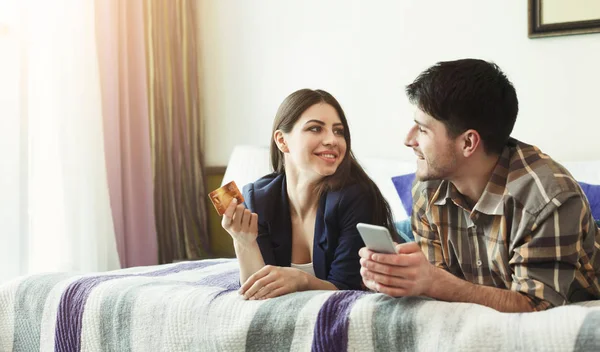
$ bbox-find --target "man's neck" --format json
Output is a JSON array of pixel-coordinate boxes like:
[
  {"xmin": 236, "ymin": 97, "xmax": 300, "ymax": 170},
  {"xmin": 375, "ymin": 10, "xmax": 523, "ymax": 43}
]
[{"xmin": 450, "ymin": 152, "xmax": 501, "ymax": 207}]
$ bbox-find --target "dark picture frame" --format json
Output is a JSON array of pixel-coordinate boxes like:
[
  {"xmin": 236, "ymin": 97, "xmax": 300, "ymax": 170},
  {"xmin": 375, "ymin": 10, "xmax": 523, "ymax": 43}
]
[{"xmin": 529, "ymin": 0, "xmax": 600, "ymax": 38}]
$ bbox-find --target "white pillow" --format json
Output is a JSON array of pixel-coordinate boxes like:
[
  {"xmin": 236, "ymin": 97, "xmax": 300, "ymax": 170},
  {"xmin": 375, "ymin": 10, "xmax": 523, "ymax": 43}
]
[{"xmin": 221, "ymin": 145, "xmax": 271, "ymax": 188}]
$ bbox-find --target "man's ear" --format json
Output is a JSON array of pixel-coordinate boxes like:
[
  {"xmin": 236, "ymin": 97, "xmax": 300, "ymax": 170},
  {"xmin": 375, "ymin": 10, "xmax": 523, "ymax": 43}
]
[
  {"xmin": 460, "ymin": 129, "xmax": 481, "ymax": 158},
  {"xmin": 274, "ymin": 130, "xmax": 289, "ymax": 153}
]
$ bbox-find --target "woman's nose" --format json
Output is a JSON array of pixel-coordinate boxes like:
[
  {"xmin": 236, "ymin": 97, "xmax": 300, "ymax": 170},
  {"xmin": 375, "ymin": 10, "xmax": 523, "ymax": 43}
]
[{"xmin": 323, "ymin": 130, "xmax": 338, "ymax": 146}]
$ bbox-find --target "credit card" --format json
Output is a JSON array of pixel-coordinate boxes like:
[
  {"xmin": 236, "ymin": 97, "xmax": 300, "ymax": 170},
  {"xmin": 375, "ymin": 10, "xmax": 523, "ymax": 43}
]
[{"xmin": 208, "ymin": 180, "xmax": 244, "ymax": 216}]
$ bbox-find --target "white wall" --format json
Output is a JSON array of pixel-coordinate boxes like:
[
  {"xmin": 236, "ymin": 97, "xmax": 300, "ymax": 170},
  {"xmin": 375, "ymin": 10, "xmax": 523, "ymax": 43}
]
[
  {"xmin": 198, "ymin": 0, "xmax": 600, "ymax": 167},
  {"xmin": 0, "ymin": 20, "xmax": 24, "ymax": 282}
]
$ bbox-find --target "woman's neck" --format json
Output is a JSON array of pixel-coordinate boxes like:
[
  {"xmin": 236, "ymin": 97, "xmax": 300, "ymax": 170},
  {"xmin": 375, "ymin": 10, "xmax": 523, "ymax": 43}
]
[{"xmin": 285, "ymin": 169, "xmax": 321, "ymax": 220}]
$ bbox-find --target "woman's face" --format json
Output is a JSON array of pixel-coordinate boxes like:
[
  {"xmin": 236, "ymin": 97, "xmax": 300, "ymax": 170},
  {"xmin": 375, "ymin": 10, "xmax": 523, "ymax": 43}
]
[{"xmin": 278, "ymin": 103, "xmax": 347, "ymax": 178}]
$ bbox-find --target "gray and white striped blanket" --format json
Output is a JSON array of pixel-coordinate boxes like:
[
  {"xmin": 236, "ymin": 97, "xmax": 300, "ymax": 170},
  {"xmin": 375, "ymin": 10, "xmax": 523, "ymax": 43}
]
[{"xmin": 1, "ymin": 259, "xmax": 599, "ymax": 351}]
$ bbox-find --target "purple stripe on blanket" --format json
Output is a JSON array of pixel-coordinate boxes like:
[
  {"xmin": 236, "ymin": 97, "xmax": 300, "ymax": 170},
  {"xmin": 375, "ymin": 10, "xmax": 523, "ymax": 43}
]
[
  {"xmin": 311, "ymin": 291, "xmax": 367, "ymax": 352},
  {"xmin": 194, "ymin": 268, "xmax": 240, "ymax": 291},
  {"xmin": 54, "ymin": 260, "xmax": 224, "ymax": 352},
  {"xmin": 193, "ymin": 269, "xmax": 241, "ymax": 301}
]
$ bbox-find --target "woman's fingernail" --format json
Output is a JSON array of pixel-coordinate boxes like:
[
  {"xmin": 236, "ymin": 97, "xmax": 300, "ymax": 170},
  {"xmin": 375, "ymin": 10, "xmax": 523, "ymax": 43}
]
[{"xmin": 232, "ymin": 198, "xmax": 238, "ymax": 204}]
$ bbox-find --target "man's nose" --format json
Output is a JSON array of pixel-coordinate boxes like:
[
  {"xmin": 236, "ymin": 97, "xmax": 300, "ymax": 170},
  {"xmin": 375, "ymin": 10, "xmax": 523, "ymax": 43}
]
[{"xmin": 404, "ymin": 125, "xmax": 418, "ymax": 148}]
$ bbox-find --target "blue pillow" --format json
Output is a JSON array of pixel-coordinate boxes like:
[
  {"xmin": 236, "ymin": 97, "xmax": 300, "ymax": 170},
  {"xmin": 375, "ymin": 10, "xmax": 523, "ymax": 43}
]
[
  {"xmin": 579, "ymin": 182, "xmax": 600, "ymax": 220},
  {"xmin": 391, "ymin": 173, "xmax": 416, "ymax": 217},
  {"xmin": 394, "ymin": 219, "xmax": 414, "ymax": 242}
]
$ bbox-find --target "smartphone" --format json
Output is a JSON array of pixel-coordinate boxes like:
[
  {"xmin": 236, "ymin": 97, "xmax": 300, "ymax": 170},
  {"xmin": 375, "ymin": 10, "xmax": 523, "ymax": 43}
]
[{"xmin": 356, "ymin": 223, "xmax": 397, "ymax": 254}]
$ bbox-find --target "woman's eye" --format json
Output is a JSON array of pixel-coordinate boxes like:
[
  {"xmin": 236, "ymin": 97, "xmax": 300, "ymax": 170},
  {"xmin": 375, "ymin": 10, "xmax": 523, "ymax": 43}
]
[
  {"xmin": 418, "ymin": 127, "xmax": 425, "ymax": 133},
  {"xmin": 334, "ymin": 129, "xmax": 345, "ymax": 136},
  {"xmin": 308, "ymin": 126, "xmax": 321, "ymax": 132}
]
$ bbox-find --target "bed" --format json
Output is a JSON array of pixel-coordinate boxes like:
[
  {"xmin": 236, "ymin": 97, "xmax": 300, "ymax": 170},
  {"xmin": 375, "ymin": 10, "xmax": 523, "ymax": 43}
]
[{"xmin": 1, "ymin": 145, "xmax": 599, "ymax": 351}]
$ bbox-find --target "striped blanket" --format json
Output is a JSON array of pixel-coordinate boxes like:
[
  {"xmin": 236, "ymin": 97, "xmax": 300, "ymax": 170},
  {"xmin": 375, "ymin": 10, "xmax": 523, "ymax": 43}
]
[{"xmin": 1, "ymin": 259, "xmax": 599, "ymax": 352}]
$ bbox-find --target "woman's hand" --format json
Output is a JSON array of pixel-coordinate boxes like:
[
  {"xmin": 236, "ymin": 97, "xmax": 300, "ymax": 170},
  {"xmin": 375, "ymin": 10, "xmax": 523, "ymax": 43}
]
[
  {"xmin": 221, "ymin": 198, "xmax": 259, "ymax": 247},
  {"xmin": 239, "ymin": 265, "xmax": 309, "ymax": 300}
]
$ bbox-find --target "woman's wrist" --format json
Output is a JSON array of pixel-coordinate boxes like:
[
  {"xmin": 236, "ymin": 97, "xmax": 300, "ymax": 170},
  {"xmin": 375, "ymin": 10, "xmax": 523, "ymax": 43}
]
[
  {"xmin": 301, "ymin": 273, "xmax": 337, "ymax": 291},
  {"xmin": 233, "ymin": 238, "xmax": 259, "ymax": 253},
  {"xmin": 297, "ymin": 270, "xmax": 310, "ymax": 291}
]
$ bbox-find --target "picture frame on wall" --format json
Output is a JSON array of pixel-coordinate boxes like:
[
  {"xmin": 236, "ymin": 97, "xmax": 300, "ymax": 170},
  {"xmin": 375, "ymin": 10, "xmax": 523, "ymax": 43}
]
[{"xmin": 529, "ymin": 0, "xmax": 600, "ymax": 38}]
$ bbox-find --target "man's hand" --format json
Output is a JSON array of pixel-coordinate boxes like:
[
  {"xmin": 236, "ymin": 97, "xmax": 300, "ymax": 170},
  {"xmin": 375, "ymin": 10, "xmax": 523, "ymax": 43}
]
[
  {"xmin": 360, "ymin": 242, "xmax": 538, "ymax": 312},
  {"xmin": 239, "ymin": 265, "xmax": 309, "ymax": 300},
  {"xmin": 359, "ymin": 242, "xmax": 436, "ymax": 297}
]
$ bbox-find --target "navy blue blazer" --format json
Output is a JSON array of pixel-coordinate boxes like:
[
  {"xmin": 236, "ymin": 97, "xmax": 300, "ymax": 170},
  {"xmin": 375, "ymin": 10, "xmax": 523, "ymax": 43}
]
[{"xmin": 242, "ymin": 173, "xmax": 371, "ymax": 290}]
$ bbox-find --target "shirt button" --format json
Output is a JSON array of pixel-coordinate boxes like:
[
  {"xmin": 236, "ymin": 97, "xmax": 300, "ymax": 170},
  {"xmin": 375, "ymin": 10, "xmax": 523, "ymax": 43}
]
[{"xmin": 476, "ymin": 260, "xmax": 482, "ymax": 267}]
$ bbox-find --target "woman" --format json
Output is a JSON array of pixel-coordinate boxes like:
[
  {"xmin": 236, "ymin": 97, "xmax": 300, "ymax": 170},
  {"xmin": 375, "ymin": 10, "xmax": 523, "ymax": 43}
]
[{"xmin": 222, "ymin": 89, "xmax": 397, "ymax": 300}]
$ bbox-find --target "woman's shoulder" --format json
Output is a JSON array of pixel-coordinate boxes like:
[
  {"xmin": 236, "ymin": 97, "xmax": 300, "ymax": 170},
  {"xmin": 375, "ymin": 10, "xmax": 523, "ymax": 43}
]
[
  {"xmin": 324, "ymin": 182, "xmax": 372, "ymax": 211},
  {"xmin": 326, "ymin": 182, "xmax": 367, "ymax": 199},
  {"xmin": 242, "ymin": 173, "xmax": 285, "ymax": 213},
  {"xmin": 321, "ymin": 182, "xmax": 374, "ymax": 235},
  {"xmin": 243, "ymin": 172, "xmax": 283, "ymax": 194}
]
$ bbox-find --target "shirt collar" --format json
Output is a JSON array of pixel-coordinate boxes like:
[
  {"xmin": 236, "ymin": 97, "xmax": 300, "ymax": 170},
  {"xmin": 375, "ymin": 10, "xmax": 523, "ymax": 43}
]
[
  {"xmin": 472, "ymin": 145, "xmax": 511, "ymax": 216},
  {"xmin": 432, "ymin": 181, "xmax": 471, "ymax": 211},
  {"xmin": 431, "ymin": 144, "xmax": 511, "ymax": 216}
]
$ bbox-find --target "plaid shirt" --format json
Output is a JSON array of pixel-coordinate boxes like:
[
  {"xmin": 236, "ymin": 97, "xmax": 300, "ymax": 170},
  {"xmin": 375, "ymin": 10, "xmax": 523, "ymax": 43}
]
[{"xmin": 412, "ymin": 138, "xmax": 600, "ymax": 311}]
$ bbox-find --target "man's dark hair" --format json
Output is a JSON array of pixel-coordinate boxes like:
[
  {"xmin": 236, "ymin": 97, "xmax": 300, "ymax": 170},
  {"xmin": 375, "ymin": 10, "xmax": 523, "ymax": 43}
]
[{"xmin": 406, "ymin": 59, "xmax": 519, "ymax": 155}]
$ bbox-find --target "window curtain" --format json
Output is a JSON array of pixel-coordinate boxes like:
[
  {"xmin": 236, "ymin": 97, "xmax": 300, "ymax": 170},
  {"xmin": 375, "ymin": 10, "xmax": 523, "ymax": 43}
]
[
  {"xmin": 144, "ymin": 0, "xmax": 212, "ymax": 263},
  {"xmin": 95, "ymin": 0, "xmax": 159, "ymax": 268},
  {"xmin": 0, "ymin": 0, "xmax": 120, "ymax": 283}
]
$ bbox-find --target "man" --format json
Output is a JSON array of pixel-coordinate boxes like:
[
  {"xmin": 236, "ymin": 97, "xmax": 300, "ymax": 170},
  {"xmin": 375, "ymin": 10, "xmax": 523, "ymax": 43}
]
[{"xmin": 359, "ymin": 58, "xmax": 600, "ymax": 312}]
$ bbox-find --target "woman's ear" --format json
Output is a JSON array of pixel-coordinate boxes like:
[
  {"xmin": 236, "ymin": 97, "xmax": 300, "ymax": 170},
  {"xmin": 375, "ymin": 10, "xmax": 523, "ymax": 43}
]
[{"xmin": 274, "ymin": 130, "xmax": 289, "ymax": 153}]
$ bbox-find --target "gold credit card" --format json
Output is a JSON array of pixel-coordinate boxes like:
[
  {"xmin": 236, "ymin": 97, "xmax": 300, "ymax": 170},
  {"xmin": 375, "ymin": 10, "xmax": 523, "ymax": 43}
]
[{"xmin": 208, "ymin": 181, "xmax": 244, "ymax": 216}]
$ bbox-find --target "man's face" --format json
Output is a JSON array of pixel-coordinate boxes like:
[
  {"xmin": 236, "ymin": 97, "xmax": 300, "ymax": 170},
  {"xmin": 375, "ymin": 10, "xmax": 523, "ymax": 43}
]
[{"xmin": 404, "ymin": 109, "xmax": 460, "ymax": 181}]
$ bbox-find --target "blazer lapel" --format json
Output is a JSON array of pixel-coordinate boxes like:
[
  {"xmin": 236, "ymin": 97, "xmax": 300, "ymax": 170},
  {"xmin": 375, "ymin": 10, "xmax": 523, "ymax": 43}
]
[
  {"xmin": 312, "ymin": 192, "xmax": 330, "ymax": 280},
  {"xmin": 269, "ymin": 175, "xmax": 292, "ymax": 267}
]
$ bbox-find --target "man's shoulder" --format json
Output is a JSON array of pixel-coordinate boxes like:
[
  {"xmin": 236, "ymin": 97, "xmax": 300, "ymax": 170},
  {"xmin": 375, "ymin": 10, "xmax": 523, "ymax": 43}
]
[
  {"xmin": 505, "ymin": 139, "xmax": 582, "ymax": 215},
  {"xmin": 413, "ymin": 179, "xmax": 445, "ymax": 197}
]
